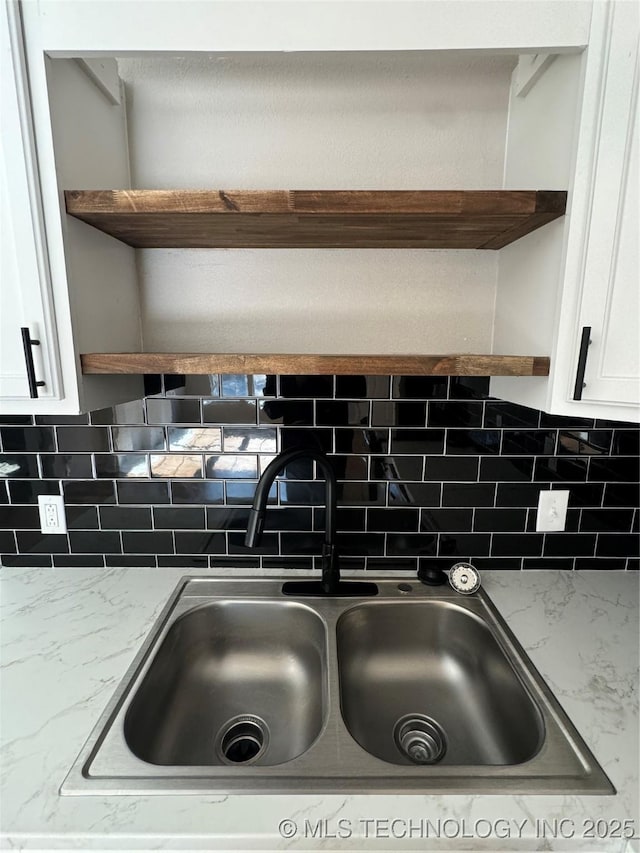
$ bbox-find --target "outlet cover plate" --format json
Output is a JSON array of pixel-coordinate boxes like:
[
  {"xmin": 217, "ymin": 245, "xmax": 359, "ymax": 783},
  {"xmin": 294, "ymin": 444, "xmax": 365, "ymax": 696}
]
[{"xmin": 536, "ymin": 490, "xmax": 570, "ymax": 532}]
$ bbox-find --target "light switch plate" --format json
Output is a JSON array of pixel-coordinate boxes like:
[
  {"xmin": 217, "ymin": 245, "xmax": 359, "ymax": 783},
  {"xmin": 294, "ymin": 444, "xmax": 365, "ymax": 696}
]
[{"xmin": 536, "ymin": 490, "xmax": 570, "ymax": 532}]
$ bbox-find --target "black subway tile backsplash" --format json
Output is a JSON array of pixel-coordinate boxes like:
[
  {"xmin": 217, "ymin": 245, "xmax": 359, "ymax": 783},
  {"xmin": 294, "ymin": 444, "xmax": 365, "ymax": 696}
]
[
  {"xmin": 1, "ymin": 373, "xmax": 637, "ymax": 569},
  {"xmin": 1, "ymin": 427, "xmax": 55, "ymax": 452},
  {"xmin": 100, "ymin": 506, "xmax": 152, "ymax": 530}
]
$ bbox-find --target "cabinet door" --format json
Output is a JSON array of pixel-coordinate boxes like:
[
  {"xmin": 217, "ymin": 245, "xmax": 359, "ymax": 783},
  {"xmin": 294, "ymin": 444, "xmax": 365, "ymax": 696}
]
[
  {"xmin": 0, "ymin": 0, "xmax": 61, "ymax": 404},
  {"xmin": 573, "ymin": 3, "xmax": 639, "ymax": 411}
]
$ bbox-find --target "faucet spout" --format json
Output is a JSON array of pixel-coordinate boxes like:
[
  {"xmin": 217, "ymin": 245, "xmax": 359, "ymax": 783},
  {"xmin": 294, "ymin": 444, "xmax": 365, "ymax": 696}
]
[{"xmin": 244, "ymin": 447, "xmax": 340, "ymax": 594}]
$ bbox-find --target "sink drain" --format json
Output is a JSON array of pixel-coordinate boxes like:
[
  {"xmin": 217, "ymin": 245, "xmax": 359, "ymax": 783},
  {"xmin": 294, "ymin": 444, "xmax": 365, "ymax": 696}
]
[
  {"xmin": 393, "ymin": 714, "xmax": 447, "ymax": 764},
  {"xmin": 215, "ymin": 715, "xmax": 269, "ymax": 765}
]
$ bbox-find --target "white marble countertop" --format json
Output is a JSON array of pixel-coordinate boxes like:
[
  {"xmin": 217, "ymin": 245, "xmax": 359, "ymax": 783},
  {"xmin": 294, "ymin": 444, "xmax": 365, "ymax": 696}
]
[{"xmin": 0, "ymin": 567, "xmax": 638, "ymax": 852}]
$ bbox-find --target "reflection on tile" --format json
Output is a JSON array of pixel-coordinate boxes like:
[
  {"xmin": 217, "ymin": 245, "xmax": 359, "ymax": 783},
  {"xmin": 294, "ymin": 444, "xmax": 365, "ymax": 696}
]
[
  {"xmin": 150, "ymin": 454, "xmax": 202, "ymax": 478},
  {"xmin": 260, "ymin": 455, "xmax": 314, "ymax": 479},
  {"xmin": 223, "ymin": 428, "xmax": 277, "ymax": 454},
  {"xmin": 370, "ymin": 456, "xmax": 423, "ymax": 481},
  {"xmin": 165, "ymin": 375, "xmax": 220, "ymax": 397},
  {"xmin": 502, "ymin": 430, "xmax": 556, "ymax": 455},
  {"xmin": 278, "ymin": 481, "xmax": 324, "ymax": 505},
  {"xmin": 220, "ymin": 374, "xmax": 274, "ymax": 397},
  {"xmin": 171, "ymin": 480, "xmax": 224, "ymax": 504},
  {"xmin": 334, "ymin": 428, "xmax": 387, "ymax": 454},
  {"xmin": 205, "ymin": 454, "xmax": 258, "ymax": 479},
  {"xmin": 371, "ymin": 401, "xmax": 426, "ymax": 428},
  {"xmin": 317, "ymin": 401, "xmax": 369, "ymax": 427},
  {"xmin": 154, "ymin": 506, "xmax": 205, "ymax": 529},
  {"xmin": 611, "ymin": 430, "xmax": 640, "ymax": 456},
  {"xmin": 387, "ymin": 533, "xmax": 437, "ymax": 557},
  {"xmin": 557, "ymin": 430, "xmax": 612, "ymax": 455},
  {"xmin": 57, "ymin": 427, "xmax": 110, "ymax": 452},
  {"xmin": 40, "ymin": 454, "xmax": 92, "ymax": 479},
  {"xmin": 95, "ymin": 454, "xmax": 149, "ymax": 478},
  {"xmin": 428, "ymin": 401, "xmax": 483, "ymax": 428},
  {"xmin": 331, "ymin": 455, "xmax": 368, "ymax": 480},
  {"xmin": 1, "ymin": 427, "xmax": 55, "ymax": 452},
  {"xmin": 203, "ymin": 399, "xmax": 257, "ymax": 425},
  {"xmin": 146, "ymin": 398, "xmax": 200, "ymax": 424},
  {"xmin": 168, "ymin": 427, "xmax": 221, "ymax": 452},
  {"xmin": 392, "ymin": 377, "xmax": 448, "ymax": 400},
  {"xmin": 112, "ymin": 426, "xmax": 165, "ymax": 452},
  {"xmin": 448, "ymin": 377, "xmax": 490, "ymax": 399},
  {"xmin": 336, "ymin": 376, "xmax": 390, "ymax": 399},
  {"xmin": 225, "ymin": 481, "xmax": 273, "ymax": 505},
  {"xmin": 540, "ymin": 412, "xmax": 595, "ymax": 428},
  {"xmin": 258, "ymin": 400, "xmax": 314, "ymax": 426},
  {"xmin": 337, "ymin": 482, "xmax": 387, "ymax": 506},
  {"xmin": 0, "ymin": 455, "xmax": 39, "ymax": 478},
  {"xmin": 91, "ymin": 400, "xmax": 146, "ymax": 425}
]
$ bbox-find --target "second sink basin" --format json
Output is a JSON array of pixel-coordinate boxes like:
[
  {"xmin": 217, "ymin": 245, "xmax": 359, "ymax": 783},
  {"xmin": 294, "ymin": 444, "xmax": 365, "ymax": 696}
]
[{"xmin": 337, "ymin": 601, "xmax": 543, "ymax": 766}]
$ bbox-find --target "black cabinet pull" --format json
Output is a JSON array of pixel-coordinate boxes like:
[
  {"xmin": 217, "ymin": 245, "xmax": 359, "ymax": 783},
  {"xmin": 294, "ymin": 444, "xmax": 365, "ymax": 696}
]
[
  {"xmin": 573, "ymin": 326, "xmax": 591, "ymax": 401},
  {"xmin": 21, "ymin": 327, "xmax": 45, "ymax": 399}
]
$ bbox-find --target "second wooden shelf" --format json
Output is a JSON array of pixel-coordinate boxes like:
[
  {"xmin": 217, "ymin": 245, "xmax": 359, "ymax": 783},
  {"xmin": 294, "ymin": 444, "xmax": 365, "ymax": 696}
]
[{"xmin": 65, "ymin": 189, "xmax": 567, "ymax": 249}]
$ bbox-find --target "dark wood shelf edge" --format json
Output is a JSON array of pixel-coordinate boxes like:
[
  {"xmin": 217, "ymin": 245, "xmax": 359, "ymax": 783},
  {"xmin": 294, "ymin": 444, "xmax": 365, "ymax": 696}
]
[{"xmin": 81, "ymin": 353, "xmax": 550, "ymax": 377}]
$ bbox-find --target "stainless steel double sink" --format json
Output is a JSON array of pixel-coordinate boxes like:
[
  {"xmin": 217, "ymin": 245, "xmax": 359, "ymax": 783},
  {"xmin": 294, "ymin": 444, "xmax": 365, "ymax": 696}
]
[{"xmin": 62, "ymin": 577, "xmax": 614, "ymax": 795}]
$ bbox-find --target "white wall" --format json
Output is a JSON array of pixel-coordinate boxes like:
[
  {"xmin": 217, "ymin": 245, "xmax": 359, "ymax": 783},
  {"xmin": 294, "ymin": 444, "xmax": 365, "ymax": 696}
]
[{"xmin": 117, "ymin": 52, "xmax": 514, "ymax": 354}]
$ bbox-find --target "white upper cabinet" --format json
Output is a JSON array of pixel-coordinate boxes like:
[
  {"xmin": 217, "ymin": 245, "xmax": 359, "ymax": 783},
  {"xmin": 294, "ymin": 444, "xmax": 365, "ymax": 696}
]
[
  {"xmin": 492, "ymin": 1, "xmax": 639, "ymax": 422},
  {"xmin": 1, "ymin": 0, "xmax": 637, "ymax": 420},
  {"xmin": 1, "ymin": 0, "xmax": 60, "ymax": 404}
]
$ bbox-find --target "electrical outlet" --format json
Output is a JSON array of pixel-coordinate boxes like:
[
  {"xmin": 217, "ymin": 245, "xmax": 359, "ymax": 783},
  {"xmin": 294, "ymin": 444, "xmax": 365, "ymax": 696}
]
[
  {"xmin": 38, "ymin": 495, "xmax": 67, "ymax": 535},
  {"xmin": 536, "ymin": 490, "xmax": 570, "ymax": 532}
]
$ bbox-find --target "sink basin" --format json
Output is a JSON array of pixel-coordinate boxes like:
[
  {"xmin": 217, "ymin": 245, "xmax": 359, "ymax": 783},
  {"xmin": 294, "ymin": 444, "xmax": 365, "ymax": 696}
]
[
  {"xmin": 62, "ymin": 577, "xmax": 614, "ymax": 795},
  {"xmin": 337, "ymin": 602, "xmax": 543, "ymax": 766},
  {"xmin": 125, "ymin": 601, "xmax": 327, "ymax": 766}
]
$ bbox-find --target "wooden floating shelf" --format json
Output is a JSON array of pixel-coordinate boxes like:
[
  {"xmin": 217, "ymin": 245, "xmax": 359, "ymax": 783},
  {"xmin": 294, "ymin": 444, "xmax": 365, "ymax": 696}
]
[
  {"xmin": 65, "ymin": 190, "xmax": 567, "ymax": 249},
  {"xmin": 80, "ymin": 353, "xmax": 551, "ymax": 377}
]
